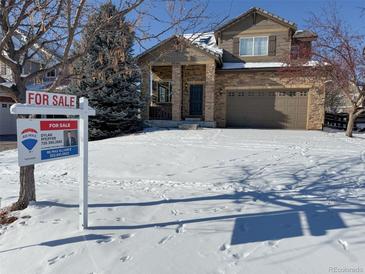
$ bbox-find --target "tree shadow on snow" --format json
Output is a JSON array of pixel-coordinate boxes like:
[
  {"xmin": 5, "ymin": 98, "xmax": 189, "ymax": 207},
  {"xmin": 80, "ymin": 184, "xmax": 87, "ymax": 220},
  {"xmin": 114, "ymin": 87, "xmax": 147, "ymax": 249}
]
[
  {"xmin": 0, "ymin": 234, "xmax": 111, "ymax": 254},
  {"xmin": 31, "ymin": 155, "xmax": 365, "ymax": 246}
]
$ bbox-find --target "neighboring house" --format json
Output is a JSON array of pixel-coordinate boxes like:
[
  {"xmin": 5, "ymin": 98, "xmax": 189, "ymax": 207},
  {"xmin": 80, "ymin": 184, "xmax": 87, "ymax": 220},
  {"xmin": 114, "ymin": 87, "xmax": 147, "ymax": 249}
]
[
  {"xmin": 137, "ymin": 7, "xmax": 324, "ymax": 129},
  {"xmin": 0, "ymin": 31, "xmax": 62, "ymax": 135}
]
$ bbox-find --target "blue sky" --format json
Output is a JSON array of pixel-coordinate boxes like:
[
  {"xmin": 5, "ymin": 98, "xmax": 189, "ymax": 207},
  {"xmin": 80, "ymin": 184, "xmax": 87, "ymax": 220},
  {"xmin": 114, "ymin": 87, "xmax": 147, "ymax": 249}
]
[{"xmin": 133, "ymin": 0, "xmax": 365, "ymax": 54}]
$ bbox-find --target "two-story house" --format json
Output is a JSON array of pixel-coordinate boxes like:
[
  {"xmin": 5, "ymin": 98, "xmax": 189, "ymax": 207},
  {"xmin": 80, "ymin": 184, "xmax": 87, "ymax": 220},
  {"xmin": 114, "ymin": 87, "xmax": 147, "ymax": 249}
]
[
  {"xmin": 0, "ymin": 32, "xmax": 62, "ymax": 135},
  {"xmin": 137, "ymin": 7, "xmax": 324, "ymax": 130}
]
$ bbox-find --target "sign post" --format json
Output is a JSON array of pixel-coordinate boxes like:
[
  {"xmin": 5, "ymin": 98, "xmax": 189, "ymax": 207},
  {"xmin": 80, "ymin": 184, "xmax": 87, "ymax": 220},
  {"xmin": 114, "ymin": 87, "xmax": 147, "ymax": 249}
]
[
  {"xmin": 79, "ymin": 97, "xmax": 89, "ymax": 230},
  {"xmin": 11, "ymin": 93, "xmax": 95, "ymax": 230}
]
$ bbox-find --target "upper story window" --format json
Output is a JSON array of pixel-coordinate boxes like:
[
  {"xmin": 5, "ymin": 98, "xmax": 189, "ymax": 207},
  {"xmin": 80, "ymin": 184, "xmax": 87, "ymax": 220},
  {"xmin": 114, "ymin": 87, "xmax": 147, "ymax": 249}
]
[
  {"xmin": 46, "ymin": 69, "xmax": 56, "ymax": 78},
  {"xmin": 239, "ymin": 36, "xmax": 268, "ymax": 56}
]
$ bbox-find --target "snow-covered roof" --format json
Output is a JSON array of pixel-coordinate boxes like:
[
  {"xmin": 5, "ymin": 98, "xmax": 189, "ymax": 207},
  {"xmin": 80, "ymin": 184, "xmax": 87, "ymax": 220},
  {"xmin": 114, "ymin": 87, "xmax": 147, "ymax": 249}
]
[
  {"xmin": 15, "ymin": 30, "xmax": 62, "ymax": 65},
  {"xmin": 293, "ymin": 30, "xmax": 318, "ymax": 40},
  {"xmin": 137, "ymin": 33, "xmax": 222, "ymax": 61},
  {"xmin": 0, "ymin": 29, "xmax": 62, "ymax": 65},
  {"xmin": 0, "ymin": 80, "xmax": 56, "ymax": 94},
  {"xmin": 222, "ymin": 62, "xmax": 285, "ymax": 69},
  {"xmin": 183, "ymin": 32, "xmax": 222, "ymax": 58},
  {"xmin": 0, "ymin": 81, "xmax": 14, "ymax": 88},
  {"xmin": 26, "ymin": 81, "xmax": 55, "ymax": 91},
  {"xmin": 221, "ymin": 61, "xmax": 320, "ymax": 70}
]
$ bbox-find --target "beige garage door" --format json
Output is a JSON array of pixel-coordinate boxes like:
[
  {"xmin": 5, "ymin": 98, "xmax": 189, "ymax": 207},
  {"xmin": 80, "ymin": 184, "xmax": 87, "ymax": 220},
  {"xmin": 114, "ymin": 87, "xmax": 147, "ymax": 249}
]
[{"xmin": 226, "ymin": 90, "xmax": 308, "ymax": 129}]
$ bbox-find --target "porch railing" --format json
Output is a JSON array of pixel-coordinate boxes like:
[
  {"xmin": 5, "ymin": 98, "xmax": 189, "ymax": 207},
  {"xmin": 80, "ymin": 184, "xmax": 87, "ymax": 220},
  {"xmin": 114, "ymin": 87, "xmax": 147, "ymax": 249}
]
[{"xmin": 149, "ymin": 105, "xmax": 172, "ymax": 120}]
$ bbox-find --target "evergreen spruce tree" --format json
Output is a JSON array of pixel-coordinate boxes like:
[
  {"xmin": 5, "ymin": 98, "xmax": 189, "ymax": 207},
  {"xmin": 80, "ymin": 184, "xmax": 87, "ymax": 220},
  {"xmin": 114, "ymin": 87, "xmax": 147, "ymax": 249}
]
[{"xmin": 68, "ymin": 2, "xmax": 143, "ymax": 140}]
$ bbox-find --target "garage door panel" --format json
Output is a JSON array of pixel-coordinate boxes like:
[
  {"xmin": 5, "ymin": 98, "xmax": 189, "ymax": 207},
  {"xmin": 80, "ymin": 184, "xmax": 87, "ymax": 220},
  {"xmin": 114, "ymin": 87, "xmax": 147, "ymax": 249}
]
[
  {"xmin": 227, "ymin": 90, "xmax": 308, "ymax": 129},
  {"xmin": 0, "ymin": 102, "xmax": 16, "ymax": 135}
]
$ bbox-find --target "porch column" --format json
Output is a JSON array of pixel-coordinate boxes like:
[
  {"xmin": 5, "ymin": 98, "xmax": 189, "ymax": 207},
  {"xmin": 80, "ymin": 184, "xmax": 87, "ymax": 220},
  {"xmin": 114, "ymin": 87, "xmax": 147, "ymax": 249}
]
[
  {"xmin": 172, "ymin": 64, "xmax": 182, "ymax": 121},
  {"xmin": 140, "ymin": 65, "xmax": 151, "ymax": 120},
  {"xmin": 205, "ymin": 63, "xmax": 215, "ymax": 122}
]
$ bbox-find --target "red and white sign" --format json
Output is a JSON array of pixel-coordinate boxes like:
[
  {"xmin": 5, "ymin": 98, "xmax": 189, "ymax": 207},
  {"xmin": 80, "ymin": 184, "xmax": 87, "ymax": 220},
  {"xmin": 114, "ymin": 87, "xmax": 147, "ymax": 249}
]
[
  {"xmin": 26, "ymin": 90, "xmax": 77, "ymax": 108},
  {"xmin": 17, "ymin": 119, "xmax": 79, "ymax": 166},
  {"xmin": 40, "ymin": 120, "xmax": 78, "ymax": 131}
]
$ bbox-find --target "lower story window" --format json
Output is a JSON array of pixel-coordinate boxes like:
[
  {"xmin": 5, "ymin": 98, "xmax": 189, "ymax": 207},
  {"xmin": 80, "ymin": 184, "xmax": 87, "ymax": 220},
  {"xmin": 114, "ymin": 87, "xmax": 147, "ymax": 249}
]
[{"xmin": 157, "ymin": 81, "xmax": 172, "ymax": 103}]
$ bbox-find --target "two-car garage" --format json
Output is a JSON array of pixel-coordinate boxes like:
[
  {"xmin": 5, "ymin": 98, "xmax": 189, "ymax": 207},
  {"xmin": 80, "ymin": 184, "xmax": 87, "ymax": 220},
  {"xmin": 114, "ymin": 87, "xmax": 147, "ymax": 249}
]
[{"xmin": 226, "ymin": 90, "xmax": 308, "ymax": 129}]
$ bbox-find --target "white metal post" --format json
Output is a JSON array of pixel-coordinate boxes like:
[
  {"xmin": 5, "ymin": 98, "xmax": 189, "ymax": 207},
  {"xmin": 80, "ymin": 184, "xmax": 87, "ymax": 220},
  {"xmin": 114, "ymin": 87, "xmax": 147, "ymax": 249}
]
[{"xmin": 79, "ymin": 97, "xmax": 89, "ymax": 230}]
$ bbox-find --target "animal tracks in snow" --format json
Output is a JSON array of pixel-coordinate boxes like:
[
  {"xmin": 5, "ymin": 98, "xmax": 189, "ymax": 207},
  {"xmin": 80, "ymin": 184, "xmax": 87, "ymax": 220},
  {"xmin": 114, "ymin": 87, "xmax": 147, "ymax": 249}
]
[
  {"xmin": 337, "ymin": 239, "xmax": 349, "ymax": 251},
  {"xmin": 96, "ymin": 238, "xmax": 114, "ymax": 244},
  {"xmin": 47, "ymin": 252, "xmax": 75, "ymax": 265},
  {"xmin": 158, "ymin": 235, "xmax": 175, "ymax": 245},
  {"xmin": 176, "ymin": 224, "xmax": 185, "ymax": 234},
  {"xmin": 120, "ymin": 233, "xmax": 135, "ymax": 240},
  {"xmin": 120, "ymin": 255, "xmax": 133, "ymax": 262}
]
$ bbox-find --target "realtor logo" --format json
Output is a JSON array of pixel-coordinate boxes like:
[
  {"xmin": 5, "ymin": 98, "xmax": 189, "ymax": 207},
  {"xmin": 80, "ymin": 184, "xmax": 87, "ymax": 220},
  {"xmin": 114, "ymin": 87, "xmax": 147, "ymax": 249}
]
[{"xmin": 20, "ymin": 128, "xmax": 38, "ymax": 151}]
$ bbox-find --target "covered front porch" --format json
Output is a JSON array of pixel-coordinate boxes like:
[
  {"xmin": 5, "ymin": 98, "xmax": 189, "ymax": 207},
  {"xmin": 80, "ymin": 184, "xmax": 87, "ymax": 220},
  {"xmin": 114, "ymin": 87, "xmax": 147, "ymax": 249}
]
[{"xmin": 144, "ymin": 63, "xmax": 216, "ymax": 127}]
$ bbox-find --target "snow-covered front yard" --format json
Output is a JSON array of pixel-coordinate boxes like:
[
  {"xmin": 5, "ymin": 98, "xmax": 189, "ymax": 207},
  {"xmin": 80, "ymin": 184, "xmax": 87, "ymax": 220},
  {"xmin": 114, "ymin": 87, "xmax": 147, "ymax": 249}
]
[{"xmin": 1, "ymin": 128, "xmax": 365, "ymax": 274}]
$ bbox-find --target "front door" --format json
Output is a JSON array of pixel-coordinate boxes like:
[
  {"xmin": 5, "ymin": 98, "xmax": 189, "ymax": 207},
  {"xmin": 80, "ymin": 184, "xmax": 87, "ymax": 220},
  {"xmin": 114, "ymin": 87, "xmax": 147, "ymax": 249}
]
[{"xmin": 189, "ymin": 85, "xmax": 203, "ymax": 116}]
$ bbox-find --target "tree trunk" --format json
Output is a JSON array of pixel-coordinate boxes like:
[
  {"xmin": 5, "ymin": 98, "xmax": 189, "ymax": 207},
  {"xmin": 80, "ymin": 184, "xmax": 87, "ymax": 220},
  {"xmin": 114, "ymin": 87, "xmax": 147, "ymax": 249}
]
[
  {"xmin": 346, "ymin": 111, "xmax": 355, "ymax": 137},
  {"xmin": 9, "ymin": 69, "xmax": 37, "ymax": 211},
  {"xmin": 10, "ymin": 165, "xmax": 36, "ymax": 211}
]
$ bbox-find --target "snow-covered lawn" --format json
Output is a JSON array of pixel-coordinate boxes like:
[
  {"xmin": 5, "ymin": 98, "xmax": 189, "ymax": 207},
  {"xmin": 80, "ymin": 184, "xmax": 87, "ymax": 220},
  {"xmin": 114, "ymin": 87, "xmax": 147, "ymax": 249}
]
[{"xmin": 1, "ymin": 129, "xmax": 365, "ymax": 274}]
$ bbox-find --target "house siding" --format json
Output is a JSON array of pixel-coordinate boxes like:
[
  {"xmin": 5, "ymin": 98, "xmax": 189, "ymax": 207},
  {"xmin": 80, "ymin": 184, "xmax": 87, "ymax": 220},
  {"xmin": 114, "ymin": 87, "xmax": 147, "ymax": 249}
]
[{"xmin": 218, "ymin": 13, "xmax": 291, "ymax": 63}]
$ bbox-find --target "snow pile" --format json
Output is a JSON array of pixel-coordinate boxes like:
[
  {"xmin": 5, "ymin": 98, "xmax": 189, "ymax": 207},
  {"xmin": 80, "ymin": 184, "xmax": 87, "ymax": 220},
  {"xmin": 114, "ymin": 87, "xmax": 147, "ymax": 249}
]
[
  {"xmin": 222, "ymin": 61, "xmax": 320, "ymax": 69},
  {"xmin": 0, "ymin": 129, "xmax": 365, "ymax": 274}
]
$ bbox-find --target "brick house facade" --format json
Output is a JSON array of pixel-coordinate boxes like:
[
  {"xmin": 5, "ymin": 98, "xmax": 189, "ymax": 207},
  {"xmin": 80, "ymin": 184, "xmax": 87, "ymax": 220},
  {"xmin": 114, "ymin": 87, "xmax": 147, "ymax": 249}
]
[{"xmin": 138, "ymin": 7, "xmax": 325, "ymax": 130}]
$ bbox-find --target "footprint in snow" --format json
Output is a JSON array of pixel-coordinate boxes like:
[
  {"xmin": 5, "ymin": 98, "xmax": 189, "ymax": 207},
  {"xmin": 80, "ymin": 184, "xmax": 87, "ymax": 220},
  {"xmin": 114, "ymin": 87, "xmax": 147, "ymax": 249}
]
[
  {"xmin": 176, "ymin": 224, "xmax": 185, "ymax": 233},
  {"xmin": 120, "ymin": 255, "xmax": 133, "ymax": 262},
  {"xmin": 96, "ymin": 238, "xmax": 113, "ymax": 244},
  {"xmin": 267, "ymin": 240, "xmax": 280, "ymax": 248},
  {"xmin": 158, "ymin": 235, "xmax": 174, "ymax": 245},
  {"xmin": 337, "ymin": 239, "xmax": 348, "ymax": 250},
  {"xmin": 48, "ymin": 252, "xmax": 74, "ymax": 265},
  {"xmin": 220, "ymin": 243, "xmax": 230, "ymax": 251},
  {"xmin": 120, "ymin": 233, "xmax": 135, "ymax": 240}
]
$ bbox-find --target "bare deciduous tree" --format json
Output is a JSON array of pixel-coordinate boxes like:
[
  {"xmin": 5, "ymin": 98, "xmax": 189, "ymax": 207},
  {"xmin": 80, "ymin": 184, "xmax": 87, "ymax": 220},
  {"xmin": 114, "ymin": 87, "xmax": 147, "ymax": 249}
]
[
  {"xmin": 282, "ymin": 6, "xmax": 365, "ymax": 137},
  {"xmin": 0, "ymin": 0, "xmax": 217, "ymax": 211}
]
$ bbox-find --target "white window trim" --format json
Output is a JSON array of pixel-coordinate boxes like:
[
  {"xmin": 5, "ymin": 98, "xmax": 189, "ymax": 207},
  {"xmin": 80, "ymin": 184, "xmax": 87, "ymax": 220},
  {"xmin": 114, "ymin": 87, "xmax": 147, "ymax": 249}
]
[
  {"xmin": 239, "ymin": 36, "xmax": 269, "ymax": 57},
  {"xmin": 45, "ymin": 69, "xmax": 57, "ymax": 79}
]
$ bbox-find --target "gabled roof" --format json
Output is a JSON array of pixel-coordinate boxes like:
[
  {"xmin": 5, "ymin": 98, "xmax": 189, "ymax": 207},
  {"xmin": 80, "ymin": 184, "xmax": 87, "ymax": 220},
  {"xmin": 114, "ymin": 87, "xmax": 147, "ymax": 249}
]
[
  {"xmin": 215, "ymin": 7, "xmax": 297, "ymax": 33},
  {"xmin": 137, "ymin": 33, "xmax": 222, "ymax": 62},
  {"xmin": 14, "ymin": 29, "xmax": 63, "ymax": 64}
]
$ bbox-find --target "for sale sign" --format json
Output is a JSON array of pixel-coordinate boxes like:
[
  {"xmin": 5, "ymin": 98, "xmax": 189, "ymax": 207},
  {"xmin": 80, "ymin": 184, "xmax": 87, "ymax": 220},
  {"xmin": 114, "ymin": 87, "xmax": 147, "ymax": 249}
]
[
  {"xmin": 17, "ymin": 119, "xmax": 79, "ymax": 166},
  {"xmin": 26, "ymin": 90, "xmax": 77, "ymax": 108}
]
